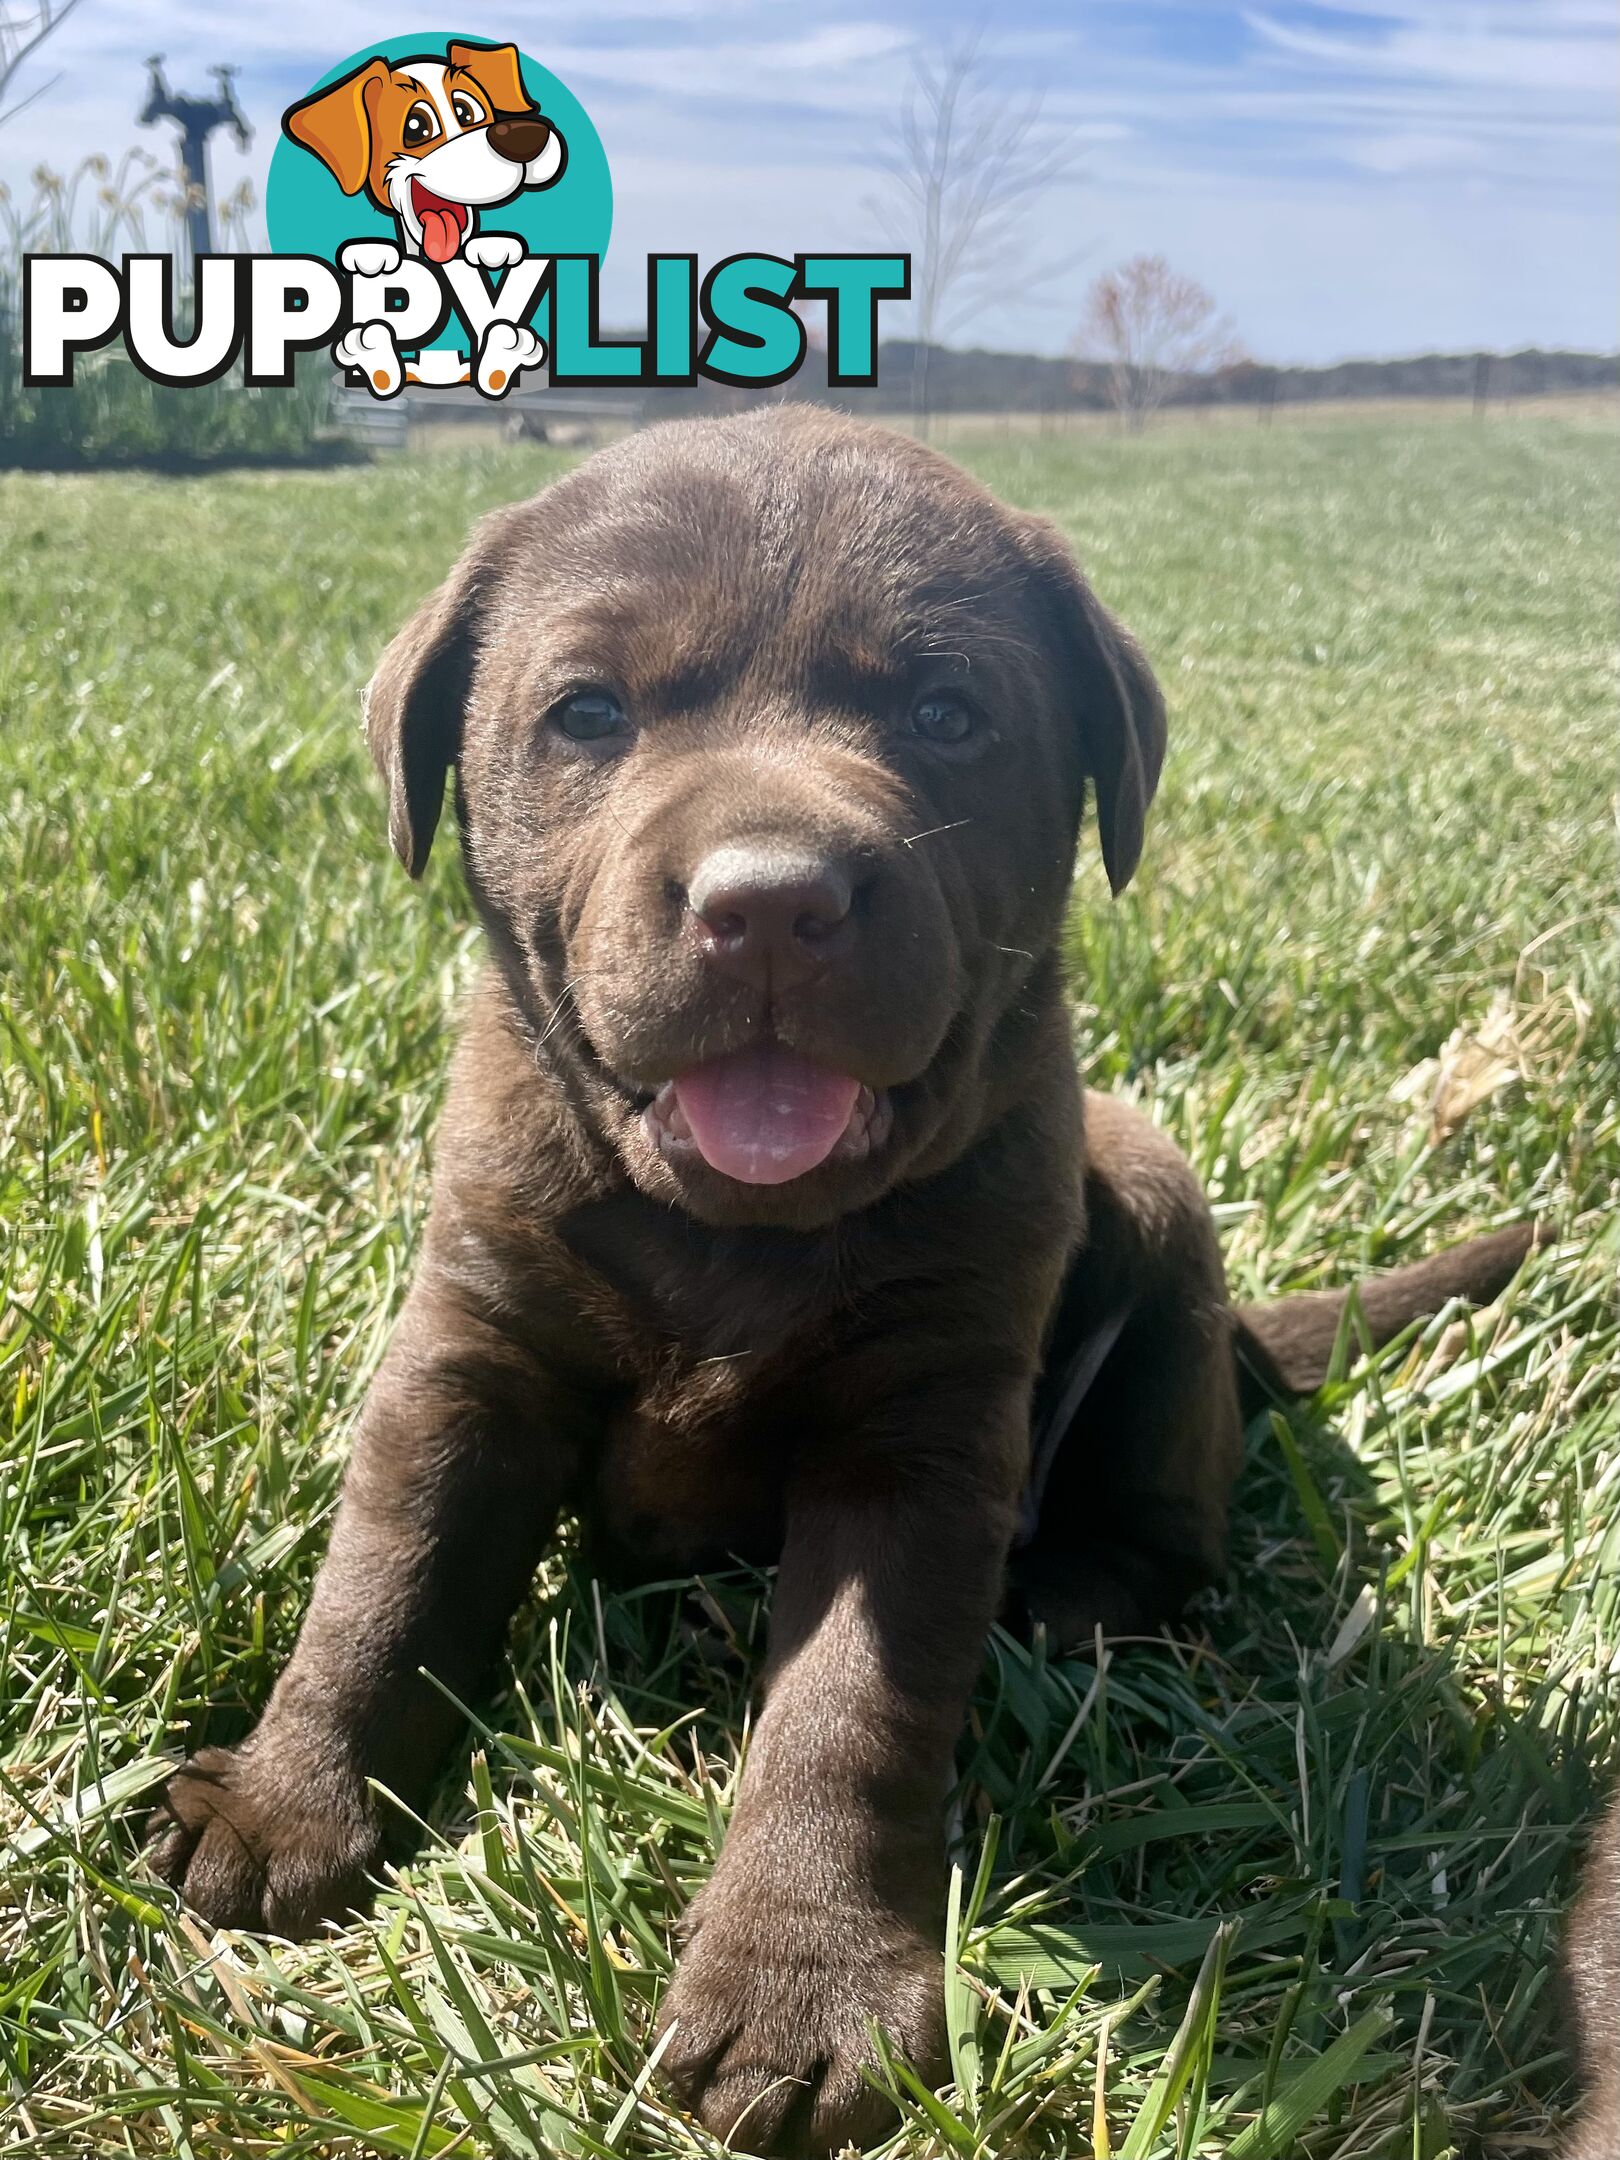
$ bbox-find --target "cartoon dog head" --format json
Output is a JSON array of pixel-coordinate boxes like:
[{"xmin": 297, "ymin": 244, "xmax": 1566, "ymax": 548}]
[{"xmin": 284, "ymin": 41, "xmax": 566, "ymax": 263}]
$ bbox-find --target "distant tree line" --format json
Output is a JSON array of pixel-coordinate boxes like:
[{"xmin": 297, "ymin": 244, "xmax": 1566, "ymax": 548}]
[
  {"xmin": 619, "ymin": 342, "xmax": 1616, "ymax": 426},
  {"xmin": 826, "ymin": 341, "xmax": 1618, "ymax": 417}
]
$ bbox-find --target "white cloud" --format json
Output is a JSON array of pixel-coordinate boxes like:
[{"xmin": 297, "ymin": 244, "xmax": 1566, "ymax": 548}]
[
  {"xmin": 1347, "ymin": 131, "xmax": 1480, "ymax": 176},
  {"xmin": 70, "ymin": 0, "xmax": 784, "ymax": 61},
  {"xmin": 538, "ymin": 23, "xmax": 912, "ymax": 110},
  {"xmin": 1289, "ymin": 0, "xmax": 1614, "ymax": 27},
  {"xmin": 1244, "ymin": 7, "xmax": 1615, "ymax": 94}
]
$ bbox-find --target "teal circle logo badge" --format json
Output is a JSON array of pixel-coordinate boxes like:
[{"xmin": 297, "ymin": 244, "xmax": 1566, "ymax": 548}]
[{"xmin": 267, "ymin": 36, "xmax": 611, "ymax": 392}]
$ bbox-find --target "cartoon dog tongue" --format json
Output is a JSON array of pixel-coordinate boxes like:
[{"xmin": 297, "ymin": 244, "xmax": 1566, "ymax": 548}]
[
  {"xmin": 420, "ymin": 206, "xmax": 463, "ymax": 263},
  {"xmin": 673, "ymin": 1046, "xmax": 860, "ymax": 1186}
]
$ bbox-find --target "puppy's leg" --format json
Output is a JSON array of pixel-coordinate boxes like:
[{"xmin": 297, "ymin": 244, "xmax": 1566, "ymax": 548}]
[
  {"xmin": 338, "ymin": 239, "xmax": 403, "ymax": 279},
  {"xmin": 334, "ymin": 320, "xmax": 405, "ymax": 399},
  {"xmin": 475, "ymin": 322, "xmax": 544, "ymax": 397},
  {"xmin": 1010, "ymin": 1092, "xmax": 1243, "ymax": 1647},
  {"xmin": 462, "ymin": 233, "xmax": 524, "ymax": 272},
  {"xmin": 147, "ymin": 1286, "xmax": 587, "ymax": 1934},
  {"xmin": 1566, "ymin": 1791, "xmax": 1620, "ymax": 2160},
  {"xmin": 657, "ymin": 1363, "xmax": 1029, "ymax": 2156}
]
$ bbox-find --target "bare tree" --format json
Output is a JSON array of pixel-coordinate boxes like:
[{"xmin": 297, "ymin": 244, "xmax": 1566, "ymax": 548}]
[
  {"xmin": 0, "ymin": 0, "xmax": 85, "ymax": 130},
  {"xmin": 869, "ymin": 36, "xmax": 1080, "ymax": 437},
  {"xmin": 1072, "ymin": 255, "xmax": 1242, "ymax": 430}
]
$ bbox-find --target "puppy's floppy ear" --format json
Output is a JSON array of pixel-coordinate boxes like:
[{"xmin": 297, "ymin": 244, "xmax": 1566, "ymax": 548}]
[
  {"xmin": 364, "ymin": 540, "xmax": 493, "ymax": 878},
  {"xmin": 283, "ymin": 59, "xmax": 387, "ymax": 196},
  {"xmin": 1017, "ymin": 512, "xmax": 1166, "ymax": 895},
  {"xmin": 448, "ymin": 40, "xmax": 534, "ymax": 116}
]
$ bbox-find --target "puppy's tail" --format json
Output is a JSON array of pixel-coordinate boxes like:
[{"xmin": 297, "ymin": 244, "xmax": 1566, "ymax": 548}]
[{"xmin": 1232, "ymin": 1221, "xmax": 1541, "ymax": 1411}]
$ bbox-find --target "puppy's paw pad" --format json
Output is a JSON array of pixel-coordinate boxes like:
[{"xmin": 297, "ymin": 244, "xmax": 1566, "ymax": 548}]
[
  {"xmin": 655, "ymin": 1887, "xmax": 942, "ymax": 2153},
  {"xmin": 476, "ymin": 321, "xmax": 544, "ymax": 396},
  {"xmin": 338, "ymin": 240, "xmax": 403, "ymax": 278},
  {"xmin": 334, "ymin": 322, "xmax": 403, "ymax": 397},
  {"xmin": 463, "ymin": 233, "xmax": 525, "ymax": 271},
  {"xmin": 145, "ymin": 1743, "xmax": 379, "ymax": 1939}
]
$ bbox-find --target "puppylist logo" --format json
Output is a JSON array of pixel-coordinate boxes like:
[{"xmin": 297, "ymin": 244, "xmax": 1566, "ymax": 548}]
[{"xmin": 23, "ymin": 34, "xmax": 911, "ymax": 402}]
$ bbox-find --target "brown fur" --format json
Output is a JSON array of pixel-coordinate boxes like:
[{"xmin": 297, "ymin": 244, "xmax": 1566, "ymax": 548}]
[
  {"xmin": 1565, "ymin": 1791, "xmax": 1620, "ymax": 2159},
  {"xmin": 146, "ymin": 410, "xmax": 1534, "ymax": 2155}
]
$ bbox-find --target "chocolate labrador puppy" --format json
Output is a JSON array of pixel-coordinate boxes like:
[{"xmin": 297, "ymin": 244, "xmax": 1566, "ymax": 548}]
[{"xmin": 149, "ymin": 409, "xmax": 1533, "ymax": 2154}]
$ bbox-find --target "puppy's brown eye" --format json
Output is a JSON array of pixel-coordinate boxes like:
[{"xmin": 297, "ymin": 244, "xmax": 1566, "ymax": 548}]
[
  {"xmin": 451, "ymin": 92, "xmax": 484, "ymax": 128},
  {"xmin": 554, "ymin": 689, "xmax": 630, "ymax": 744},
  {"xmin": 910, "ymin": 694, "xmax": 976, "ymax": 746},
  {"xmin": 403, "ymin": 103, "xmax": 438, "ymax": 147}
]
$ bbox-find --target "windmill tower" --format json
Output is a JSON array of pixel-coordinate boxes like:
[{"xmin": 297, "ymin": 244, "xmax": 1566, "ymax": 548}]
[{"xmin": 138, "ymin": 56, "xmax": 251, "ymax": 276}]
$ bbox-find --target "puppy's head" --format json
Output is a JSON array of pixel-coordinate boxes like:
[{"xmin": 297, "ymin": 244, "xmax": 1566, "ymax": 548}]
[
  {"xmin": 366, "ymin": 411, "xmax": 1164, "ymax": 1227},
  {"xmin": 283, "ymin": 42, "xmax": 563, "ymax": 261}
]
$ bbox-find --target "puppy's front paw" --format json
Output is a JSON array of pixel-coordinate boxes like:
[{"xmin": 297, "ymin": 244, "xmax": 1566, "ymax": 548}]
[
  {"xmin": 656, "ymin": 1873, "xmax": 943, "ymax": 2155},
  {"xmin": 145, "ymin": 1740, "xmax": 380, "ymax": 1937},
  {"xmin": 476, "ymin": 321, "xmax": 544, "ymax": 396},
  {"xmin": 334, "ymin": 321, "xmax": 403, "ymax": 398},
  {"xmin": 462, "ymin": 232, "xmax": 525, "ymax": 271},
  {"xmin": 338, "ymin": 239, "xmax": 403, "ymax": 278},
  {"xmin": 1008, "ymin": 1541, "xmax": 1178, "ymax": 1650}
]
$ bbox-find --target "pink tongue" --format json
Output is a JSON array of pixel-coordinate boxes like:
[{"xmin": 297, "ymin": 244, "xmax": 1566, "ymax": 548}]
[
  {"xmin": 421, "ymin": 207, "xmax": 462, "ymax": 263},
  {"xmin": 673, "ymin": 1047, "xmax": 860, "ymax": 1186}
]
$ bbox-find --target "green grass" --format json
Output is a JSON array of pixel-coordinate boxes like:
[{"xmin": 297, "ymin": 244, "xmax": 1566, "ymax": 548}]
[{"xmin": 2, "ymin": 411, "xmax": 1617, "ymax": 2158}]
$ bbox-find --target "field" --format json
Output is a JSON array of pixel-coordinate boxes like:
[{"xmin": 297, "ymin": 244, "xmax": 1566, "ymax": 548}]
[{"xmin": 1, "ymin": 410, "xmax": 1617, "ymax": 2158}]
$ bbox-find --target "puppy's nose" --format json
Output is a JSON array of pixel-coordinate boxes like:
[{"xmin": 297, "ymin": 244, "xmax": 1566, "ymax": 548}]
[
  {"xmin": 686, "ymin": 846, "xmax": 855, "ymax": 992},
  {"xmin": 487, "ymin": 116, "xmax": 551, "ymax": 165}
]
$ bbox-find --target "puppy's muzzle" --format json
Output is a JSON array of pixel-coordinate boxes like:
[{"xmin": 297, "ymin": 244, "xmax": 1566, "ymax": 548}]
[
  {"xmin": 685, "ymin": 845, "xmax": 860, "ymax": 994},
  {"xmin": 487, "ymin": 116, "xmax": 551, "ymax": 165}
]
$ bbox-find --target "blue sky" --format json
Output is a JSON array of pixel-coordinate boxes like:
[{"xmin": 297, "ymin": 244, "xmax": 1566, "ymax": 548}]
[{"xmin": 3, "ymin": 0, "xmax": 1614, "ymax": 362}]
